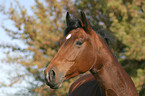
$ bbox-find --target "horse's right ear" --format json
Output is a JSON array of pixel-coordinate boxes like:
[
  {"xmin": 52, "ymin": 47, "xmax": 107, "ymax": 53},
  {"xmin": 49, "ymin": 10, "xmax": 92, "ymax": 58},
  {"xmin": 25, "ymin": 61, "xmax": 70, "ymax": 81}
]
[
  {"xmin": 80, "ymin": 11, "xmax": 92, "ymax": 34},
  {"xmin": 66, "ymin": 12, "xmax": 71, "ymax": 26}
]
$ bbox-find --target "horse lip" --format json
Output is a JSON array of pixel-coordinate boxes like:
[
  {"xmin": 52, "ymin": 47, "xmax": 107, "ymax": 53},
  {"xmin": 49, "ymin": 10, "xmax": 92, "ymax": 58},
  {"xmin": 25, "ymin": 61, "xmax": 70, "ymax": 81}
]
[
  {"xmin": 49, "ymin": 84, "xmax": 60, "ymax": 89},
  {"xmin": 49, "ymin": 80, "xmax": 63, "ymax": 89},
  {"xmin": 45, "ymin": 80, "xmax": 62, "ymax": 89}
]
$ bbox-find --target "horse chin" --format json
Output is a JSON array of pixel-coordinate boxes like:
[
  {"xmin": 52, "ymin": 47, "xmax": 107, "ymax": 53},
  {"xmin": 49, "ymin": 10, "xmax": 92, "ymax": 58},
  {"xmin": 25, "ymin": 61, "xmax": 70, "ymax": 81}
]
[
  {"xmin": 45, "ymin": 77, "xmax": 64, "ymax": 89},
  {"xmin": 49, "ymin": 83, "xmax": 62, "ymax": 89},
  {"xmin": 46, "ymin": 81, "xmax": 63, "ymax": 89}
]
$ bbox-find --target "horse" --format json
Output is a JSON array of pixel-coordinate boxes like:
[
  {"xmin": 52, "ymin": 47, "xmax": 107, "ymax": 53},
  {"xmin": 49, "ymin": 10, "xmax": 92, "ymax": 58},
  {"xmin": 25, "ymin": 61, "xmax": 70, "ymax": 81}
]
[{"xmin": 44, "ymin": 11, "xmax": 138, "ymax": 96}]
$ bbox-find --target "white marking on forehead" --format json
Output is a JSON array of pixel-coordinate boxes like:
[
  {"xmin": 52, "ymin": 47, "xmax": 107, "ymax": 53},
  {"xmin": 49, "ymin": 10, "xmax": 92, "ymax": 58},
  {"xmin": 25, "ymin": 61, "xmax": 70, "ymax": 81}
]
[{"xmin": 66, "ymin": 34, "xmax": 71, "ymax": 40}]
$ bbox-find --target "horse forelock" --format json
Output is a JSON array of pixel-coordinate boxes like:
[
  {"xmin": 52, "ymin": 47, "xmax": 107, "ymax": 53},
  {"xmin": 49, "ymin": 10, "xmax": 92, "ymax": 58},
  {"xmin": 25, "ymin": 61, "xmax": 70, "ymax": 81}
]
[{"xmin": 64, "ymin": 18, "xmax": 82, "ymax": 36}]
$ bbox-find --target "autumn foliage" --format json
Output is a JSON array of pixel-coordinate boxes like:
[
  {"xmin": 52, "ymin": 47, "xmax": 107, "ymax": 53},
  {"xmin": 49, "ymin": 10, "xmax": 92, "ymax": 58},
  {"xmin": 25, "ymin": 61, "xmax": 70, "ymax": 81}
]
[{"xmin": 0, "ymin": 0, "xmax": 144, "ymax": 95}]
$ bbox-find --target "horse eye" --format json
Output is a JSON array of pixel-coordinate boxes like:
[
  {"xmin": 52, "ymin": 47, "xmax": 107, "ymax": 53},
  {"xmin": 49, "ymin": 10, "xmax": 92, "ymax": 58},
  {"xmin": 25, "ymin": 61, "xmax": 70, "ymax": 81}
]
[{"xmin": 75, "ymin": 40, "xmax": 83, "ymax": 45}]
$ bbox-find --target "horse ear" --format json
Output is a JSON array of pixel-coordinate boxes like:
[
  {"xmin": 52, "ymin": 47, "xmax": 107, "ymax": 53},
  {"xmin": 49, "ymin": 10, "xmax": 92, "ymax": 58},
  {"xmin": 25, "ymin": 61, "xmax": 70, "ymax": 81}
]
[
  {"xmin": 66, "ymin": 12, "xmax": 71, "ymax": 26},
  {"xmin": 80, "ymin": 11, "xmax": 92, "ymax": 34}
]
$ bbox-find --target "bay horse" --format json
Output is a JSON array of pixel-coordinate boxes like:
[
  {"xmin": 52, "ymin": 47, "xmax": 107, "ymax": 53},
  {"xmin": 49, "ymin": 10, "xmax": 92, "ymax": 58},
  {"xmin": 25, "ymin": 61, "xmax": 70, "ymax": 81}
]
[{"xmin": 44, "ymin": 11, "xmax": 138, "ymax": 96}]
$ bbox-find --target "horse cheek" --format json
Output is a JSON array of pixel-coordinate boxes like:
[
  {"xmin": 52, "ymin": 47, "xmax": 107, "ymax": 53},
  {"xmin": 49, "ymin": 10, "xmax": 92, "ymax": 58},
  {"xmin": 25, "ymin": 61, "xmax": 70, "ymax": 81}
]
[{"xmin": 77, "ymin": 47, "xmax": 94, "ymax": 73}]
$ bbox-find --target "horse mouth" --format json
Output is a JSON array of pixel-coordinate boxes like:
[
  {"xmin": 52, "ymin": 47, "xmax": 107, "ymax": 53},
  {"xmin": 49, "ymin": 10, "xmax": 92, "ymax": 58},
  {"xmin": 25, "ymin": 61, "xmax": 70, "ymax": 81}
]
[
  {"xmin": 48, "ymin": 83, "xmax": 61, "ymax": 89},
  {"xmin": 45, "ymin": 79, "xmax": 63, "ymax": 89},
  {"xmin": 44, "ymin": 74, "xmax": 64, "ymax": 89}
]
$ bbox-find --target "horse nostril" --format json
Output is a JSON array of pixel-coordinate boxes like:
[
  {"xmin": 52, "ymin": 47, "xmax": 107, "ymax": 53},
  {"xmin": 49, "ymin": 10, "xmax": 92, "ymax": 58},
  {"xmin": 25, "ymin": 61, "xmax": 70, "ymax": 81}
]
[{"xmin": 49, "ymin": 70, "xmax": 56, "ymax": 82}]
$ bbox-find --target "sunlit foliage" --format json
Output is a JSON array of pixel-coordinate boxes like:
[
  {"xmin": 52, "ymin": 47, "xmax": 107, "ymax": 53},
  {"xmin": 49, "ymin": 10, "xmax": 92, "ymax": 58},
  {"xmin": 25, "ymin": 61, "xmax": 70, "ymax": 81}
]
[{"xmin": 0, "ymin": 0, "xmax": 144, "ymax": 95}]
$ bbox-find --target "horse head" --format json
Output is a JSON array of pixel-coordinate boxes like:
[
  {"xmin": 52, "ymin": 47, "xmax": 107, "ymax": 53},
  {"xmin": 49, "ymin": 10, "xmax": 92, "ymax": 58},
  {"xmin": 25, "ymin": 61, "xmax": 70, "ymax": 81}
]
[{"xmin": 44, "ymin": 11, "xmax": 108, "ymax": 89}]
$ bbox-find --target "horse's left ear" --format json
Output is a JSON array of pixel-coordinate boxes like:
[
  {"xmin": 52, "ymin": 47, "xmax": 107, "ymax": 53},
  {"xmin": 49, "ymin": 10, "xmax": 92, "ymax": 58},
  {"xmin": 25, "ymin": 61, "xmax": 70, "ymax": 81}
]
[
  {"xmin": 80, "ymin": 11, "xmax": 92, "ymax": 34},
  {"xmin": 66, "ymin": 12, "xmax": 72, "ymax": 26}
]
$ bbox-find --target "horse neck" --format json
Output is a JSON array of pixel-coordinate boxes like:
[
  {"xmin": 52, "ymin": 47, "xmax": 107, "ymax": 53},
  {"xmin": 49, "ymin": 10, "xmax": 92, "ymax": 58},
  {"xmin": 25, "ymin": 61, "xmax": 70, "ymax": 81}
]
[{"xmin": 90, "ymin": 34, "xmax": 138, "ymax": 96}]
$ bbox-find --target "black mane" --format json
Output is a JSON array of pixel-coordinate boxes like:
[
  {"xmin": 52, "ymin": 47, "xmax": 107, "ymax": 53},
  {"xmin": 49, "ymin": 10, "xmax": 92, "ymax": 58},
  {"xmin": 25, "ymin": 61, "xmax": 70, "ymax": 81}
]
[{"xmin": 64, "ymin": 18, "xmax": 113, "ymax": 45}]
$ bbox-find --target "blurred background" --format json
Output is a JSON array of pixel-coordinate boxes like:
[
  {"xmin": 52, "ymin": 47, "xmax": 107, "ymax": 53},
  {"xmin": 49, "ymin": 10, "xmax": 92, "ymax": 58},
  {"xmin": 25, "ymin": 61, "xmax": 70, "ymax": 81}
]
[{"xmin": 0, "ymin": 0, "xmax": 144, "ymax": 96}]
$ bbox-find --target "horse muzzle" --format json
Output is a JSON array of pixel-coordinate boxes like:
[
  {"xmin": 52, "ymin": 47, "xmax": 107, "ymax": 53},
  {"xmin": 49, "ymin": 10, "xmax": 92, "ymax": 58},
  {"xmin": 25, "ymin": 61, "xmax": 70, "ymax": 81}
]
[{"xmin": 44, "ymin": 68, "xmax": 64, "ymax": 89}]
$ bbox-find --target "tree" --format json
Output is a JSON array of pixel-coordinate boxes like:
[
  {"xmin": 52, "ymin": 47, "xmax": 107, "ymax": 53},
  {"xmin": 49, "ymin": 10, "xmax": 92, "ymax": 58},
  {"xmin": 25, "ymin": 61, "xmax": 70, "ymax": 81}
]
[
  {"xmin": 0, "ymin": 0, "xmax": 76, "ymax": 95},
  {"xmin": 0, "ymin": 0, "xmax": 144, "ymax": 95}
]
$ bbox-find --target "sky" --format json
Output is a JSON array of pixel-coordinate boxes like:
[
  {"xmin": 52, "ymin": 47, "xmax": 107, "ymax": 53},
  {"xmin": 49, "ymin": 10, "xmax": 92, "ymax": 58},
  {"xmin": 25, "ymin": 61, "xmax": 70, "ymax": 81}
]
[
  {"xmin": 0, "ymin": 0, "xmax": 43, "ymax": 95},
  {"xmin": 0, "ymin": 62, "xmax": 43, "ymax": 96},
  {"xmin": 0, "ymin": 0, "xmax": 35, "ymax": 59}
]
